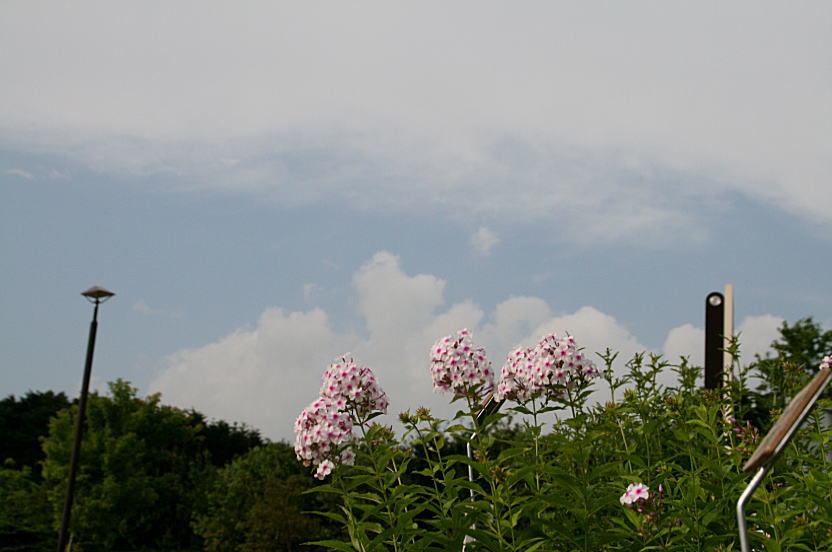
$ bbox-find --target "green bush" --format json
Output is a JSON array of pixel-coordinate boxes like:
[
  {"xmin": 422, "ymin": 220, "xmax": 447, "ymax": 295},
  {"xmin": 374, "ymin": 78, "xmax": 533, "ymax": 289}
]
[
  {"xmin": 303, "ymin": 343, "xmax": 832, "ymax": 551},
  {"xmin": 193, "ymin": 442, "xmax": 342, "ymax": 552}
]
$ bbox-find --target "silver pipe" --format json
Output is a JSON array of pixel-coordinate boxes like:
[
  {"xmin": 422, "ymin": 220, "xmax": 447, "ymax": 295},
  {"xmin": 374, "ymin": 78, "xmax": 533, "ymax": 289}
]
[{"xmin": 737, "ymin": 465, "xmax": 768, "ymax": 552}]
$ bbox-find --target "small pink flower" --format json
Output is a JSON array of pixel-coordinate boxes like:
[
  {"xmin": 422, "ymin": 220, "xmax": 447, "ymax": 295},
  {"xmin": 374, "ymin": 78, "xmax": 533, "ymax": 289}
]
[
  {"xmin": 315, "ymin": 459, "xmax": 334, "ymax": 479},
  {"xmin": 620, "ymin": 482, "xmax": 650, "ymax": 505},
  {"xmin": 340, "ymin": 448, "xmax": 355, "ymax": 466}
]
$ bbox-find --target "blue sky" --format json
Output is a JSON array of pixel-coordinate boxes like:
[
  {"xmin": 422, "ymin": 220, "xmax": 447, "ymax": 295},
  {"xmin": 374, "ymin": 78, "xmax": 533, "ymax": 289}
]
[{"xmin": 2, "ymin": 2, "xmax": 830, "ymax": 440}]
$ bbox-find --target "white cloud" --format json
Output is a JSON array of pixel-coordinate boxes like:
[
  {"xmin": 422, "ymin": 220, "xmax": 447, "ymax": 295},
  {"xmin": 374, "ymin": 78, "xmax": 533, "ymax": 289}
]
[
  {"xmin": 1, "ymin": 2, "xmax": 830, "ymax": 237},
  {"xmin": 480, "ymin": 296, "xmax": 553, "ymax": 356},
  {"xmin": 662, "ymin": 314, "xmax": 783, "ymax": 367},
  {"xmin": 150, "ymin": 252, "xmax": 656, "ymax": 440},
  {"xmin": 531, "ymin": 306, "xmax": 647, "ymax": 364},
  {"xmin": 471, "ymin": 226, "xmax": 500, "ymax": 256},
  {"xmin": 3, "ymin": 168, "xmax": 33, "ymax": 180},
  {"xmin": 663, "ymin": 323, "xmax": 704, "ymax": 366},
  {"xmin": 353, "ymin": 252, "xmax": 446, "ymax": 340},
  {"xmin": 151, "ymin": 308, "xmax": 356, "ymax": 440},
  {"xmin": 737, "ymin": 314, "xmax": 783, "ymax": 362}
]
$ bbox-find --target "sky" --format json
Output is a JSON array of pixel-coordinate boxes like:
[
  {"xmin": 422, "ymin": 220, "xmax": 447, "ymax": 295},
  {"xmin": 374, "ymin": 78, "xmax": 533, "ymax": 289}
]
[{"xmin": 2, "ymin": 1, "xmax": 831, "ymax": 442}]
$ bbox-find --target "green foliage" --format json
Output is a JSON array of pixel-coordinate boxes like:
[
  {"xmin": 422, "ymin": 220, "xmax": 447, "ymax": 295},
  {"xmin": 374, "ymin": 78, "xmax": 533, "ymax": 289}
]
[
  {"xmin": 0, "ymin": 391, "xmax": 70, "ymax": 551},
  {"xmin": 0, "ymin": 390, "xmax": 70, "ymax": 477},
  {"xmin": 768, "ymin": 317, "xmax": 832, "ymax": 373},
  {"xmin": 748, "ymin": 317, "xmax": 832, "ymax": 422},
  {"xmin": 40, "ymin": 379, "xmax": 260, "ymax": 552},
  {"xmin": 193, "ymin": 442, "xmax": 342, "ymax": 552},
  {"xmin": 310, "ymin": 345, "xmax": 832, "ymax": 551},
  {"xmin": 0, "ymin": 463, "xmax": 53, "ymax": 552},
  {"xmin": 187, "ymin": 413, "xmax": 264, "ymax": 467}
]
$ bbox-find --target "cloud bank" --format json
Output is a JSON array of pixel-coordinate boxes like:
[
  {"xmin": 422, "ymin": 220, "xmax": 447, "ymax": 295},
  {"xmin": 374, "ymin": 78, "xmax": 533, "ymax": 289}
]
[
  {"xmin": 2, "ymin": 2, "xmax": 831, "ymax": 242},
  {"xmin": 150, "ymin": 251, "xmax": 781, "ymax": 440}
]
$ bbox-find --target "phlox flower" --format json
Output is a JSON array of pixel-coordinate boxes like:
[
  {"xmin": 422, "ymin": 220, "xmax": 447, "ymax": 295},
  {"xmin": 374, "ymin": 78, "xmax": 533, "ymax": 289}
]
[
  {"xmin": 320, "ymin": 354, "xmax": 390, "ymax": 418},
  {"xmin": 495, "ymin": 346, "xmax": 536, "ymax": 402},
  {"xmin": 296, "ymin": 355, "xmax": 391, "ymax": 479},
  {"xmin": 340, "ymin": 448, "xmax": 355, "ymax": 466},
  {"xmin": 429, "ymin": 329, "xmax": 493, "ymax": 397},
  {"xmin": 315, "ymin": 459, "xmax": 334, "ymax": 479},
  {"xmin": 495, "ymin": 332, "xmax": 598, "ymax": 402},
  {"xmin": 294, "ymin": 397, "xmax": 353, "ymax": 479},
  {"xmin": 620, "ymin": 482, "xmax": 650, "ymax": 505}
]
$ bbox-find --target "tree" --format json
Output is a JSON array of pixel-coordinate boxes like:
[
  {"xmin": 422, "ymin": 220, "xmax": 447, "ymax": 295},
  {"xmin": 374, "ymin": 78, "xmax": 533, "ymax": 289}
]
[
  {"xmin": 744, "ymin": 317, "xmax": 832, "ymax": 426},
  {"xmin": 0, "ymin": 391, "xmax": 70, "ymax": 476},
  {"xmin": 193, "ymin": 442, "xmax": 342, "ymax": 552},
  {"xmin": 768, "ymin": 316, "xmax": 832, "ymax": 373},
  {"xmin": 185, "ymin": 411, "xmax": 264, "ymax": 467},
  {"xmin": 0, "ymin": 463, "xmax": 53, "ymax": 552},
  {"xmin": 41, "ymin": 380, "xmax": 233, "ymax": 551},
  {"xmin": 0, "ymin": 391, "xmax": 70, "ymax": 552}
]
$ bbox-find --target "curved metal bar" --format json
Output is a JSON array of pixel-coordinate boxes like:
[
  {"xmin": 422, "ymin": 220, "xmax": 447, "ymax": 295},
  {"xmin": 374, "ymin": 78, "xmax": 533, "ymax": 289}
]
[
  {"xmin": 737, "ymin": 465, "xmax": 768, "ymax": 552},
  {"xmin": 736, "ymin": 366, "xmax": 832, "ymax": 552}
]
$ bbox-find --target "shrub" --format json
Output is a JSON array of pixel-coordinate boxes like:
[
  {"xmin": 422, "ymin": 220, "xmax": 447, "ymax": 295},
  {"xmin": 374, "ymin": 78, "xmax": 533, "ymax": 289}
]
[{"xmin": 296, "ymin": 332, "xmax": 832, "ymax": 551}]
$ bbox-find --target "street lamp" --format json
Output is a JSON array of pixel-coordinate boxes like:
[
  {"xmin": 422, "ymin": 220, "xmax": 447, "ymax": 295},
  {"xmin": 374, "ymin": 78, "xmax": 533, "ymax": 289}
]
[{"xmin": 57, "ymin": 286, "xmax": 115, "ymax": 552}]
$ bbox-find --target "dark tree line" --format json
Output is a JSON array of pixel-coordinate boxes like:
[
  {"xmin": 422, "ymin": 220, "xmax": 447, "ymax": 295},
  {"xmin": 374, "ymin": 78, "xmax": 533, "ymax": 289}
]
[
  {"xmin": 1, "ymin": 390, "xmax": 71, "ymax": 477},
  {"xmin": 0, "ymin": 380, "xmax": 330, "ymax": 552}
]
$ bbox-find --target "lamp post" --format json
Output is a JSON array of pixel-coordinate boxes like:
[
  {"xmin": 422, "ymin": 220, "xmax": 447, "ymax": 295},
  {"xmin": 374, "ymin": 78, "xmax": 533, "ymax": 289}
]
[{"xmin": 57, "ymin": 286, "xmax": 115, "ymax": 552}]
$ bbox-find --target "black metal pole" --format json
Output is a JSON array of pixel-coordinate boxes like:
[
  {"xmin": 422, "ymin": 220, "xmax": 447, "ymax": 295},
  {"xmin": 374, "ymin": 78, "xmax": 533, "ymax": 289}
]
[
  {"xmin": 705, "ymin": 292, "xmax": 724, "ymax": 389},
  {"xmin": 57, "ymin": 300, "xmax": 99, "ymax": 552}
]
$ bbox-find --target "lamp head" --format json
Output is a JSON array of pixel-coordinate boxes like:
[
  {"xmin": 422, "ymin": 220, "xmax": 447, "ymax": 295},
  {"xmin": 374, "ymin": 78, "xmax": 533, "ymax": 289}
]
[{"xmin": 82, "ymin": 286, "xmax": 115, "ymax": 303}]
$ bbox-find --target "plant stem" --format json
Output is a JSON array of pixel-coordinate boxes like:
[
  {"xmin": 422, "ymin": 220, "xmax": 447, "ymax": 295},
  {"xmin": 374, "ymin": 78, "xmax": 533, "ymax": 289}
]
[
  {"xmin": 531, "ymin": 396, "xmax": 541, "ymax": 492},
  {"xmin": 337, "ymin": 474, "xmax": 368, "ymax": 552},
  {"xmin": 414, "ymin": 424, "xmax": 443, "ymax": 506},
  {"xmin": 616, "ymin": 416, "xmax": 633, "ymax": 474},
  {"xmin": 354, "ymin": 408, "xmax": 400, "ymax": 552}
]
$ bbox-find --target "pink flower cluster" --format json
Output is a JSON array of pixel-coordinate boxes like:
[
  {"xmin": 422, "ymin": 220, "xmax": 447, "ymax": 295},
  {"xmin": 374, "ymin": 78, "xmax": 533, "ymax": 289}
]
[
  {"xmin": 321, "ymin": 355, "xmax": 390, "ymax": 417},
  {"xmin": 822, "ymin": 355, "xmax": 831, "ymax": 371},
  {"xmin": 429, "ymin": 329, "xmax": 494, "ymax": 396},
  {"xmin": 620, "ymin": 482, "xmax": 650, "ymax": 505},
  {"xmin": 295, "ymin": 354, "xmax": 388, "ymax": 479},
  {"xmin": 294, "ymin": 397, "xmax": 355, "ymax": 479},
  {"xmin": 495, "ymin": 333, "xmax": 598, "ymax": 402}
]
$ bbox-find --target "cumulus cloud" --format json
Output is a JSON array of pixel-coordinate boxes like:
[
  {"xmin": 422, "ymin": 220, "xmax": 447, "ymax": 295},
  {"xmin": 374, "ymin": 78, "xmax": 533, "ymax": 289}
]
[
  {"xmin": 151, "ymin": 308, "xmax": 356, "ymax": 440},
  {"xmin": 662, "ymin": 314, "xmax": 783, "ymax": 367},
  {"xmin": 470, "ymin": 226, "xmax": 500, "ymax": 256},
  {"xmin": 147, "ymin": 249, "xmax": 795, "ymax": 440},
  {"xmin": 663, "ymin": 324, "xmax": 705, "ymax": 367},
  {"xmin": 2, "ymin": 3, "xmax": 830, "ymax": 238},
  {"xmin": 737, "ymin": 314, "xmax": 784, "ymax": 361},
  {"xmin": 150, "ymin": 252, "xmax": 657, "ymax": 441},
  {"xmin": 480, "ymin": 296, "xmax": 553, "ymax": 356}
]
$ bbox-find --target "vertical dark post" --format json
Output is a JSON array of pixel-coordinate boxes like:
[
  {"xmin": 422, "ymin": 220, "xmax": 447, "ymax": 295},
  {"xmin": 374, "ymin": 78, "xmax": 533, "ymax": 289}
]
[
  {"xmin": 705, "ymin": 292, "xmax": 725, "ymax": 389},
  {"xmin": 57, "ymin": 301, "xmax": 99, "ymax": 552}
]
